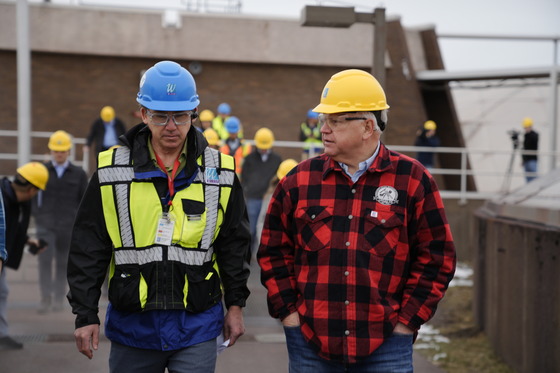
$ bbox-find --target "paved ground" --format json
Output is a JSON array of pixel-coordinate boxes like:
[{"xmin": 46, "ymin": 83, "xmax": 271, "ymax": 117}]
[{"xmin": 0, "ymin": 252, "xmax": 446, "ymax": 372}]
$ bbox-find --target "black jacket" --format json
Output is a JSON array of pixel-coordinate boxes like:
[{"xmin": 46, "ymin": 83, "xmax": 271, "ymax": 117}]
[
  {"xmin": 67, "ymin": 123, "xmax": 251, "ymax": 327},
  {"xmin": 86, "ymin": 118, "xmax": 127, "ymax": 155},
  {"xmin": 1, "ymin": 178, "xmax": 31, "ymax": 270},
  {"xmin": 522, "ymin": 130, "xmax": 539, "ymax": 163},
  {"xmin": 32, "ymin": 161, "xmax": 88, "ymax": 230},
  {"xmin": 241, "ymin": 150, "xmax": 282, "ymax": 200}
]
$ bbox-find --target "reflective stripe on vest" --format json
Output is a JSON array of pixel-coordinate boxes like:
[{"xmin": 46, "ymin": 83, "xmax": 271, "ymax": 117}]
[{"xmin": 98, "ymin": 146, "xmax": 235, "ymax": 266}]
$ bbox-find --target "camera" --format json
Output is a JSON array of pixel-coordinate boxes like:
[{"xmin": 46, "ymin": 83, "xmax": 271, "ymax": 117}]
[
  {"xmin": 28, "ymin": 239, "xmax": 48, "ymax": 255},
  {"xmin": 507, "ymin": 129, "xmax": 520, "ymax": 141}
]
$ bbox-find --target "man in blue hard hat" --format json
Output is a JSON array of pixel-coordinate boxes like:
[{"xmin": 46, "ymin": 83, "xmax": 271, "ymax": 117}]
[
  {"xmin": 67, "ymin": 60, "xmax": 251, "ymax": 372},
  {"xmin": 299, "ymin": 109, "xmax": 323, "ymax": 160}
]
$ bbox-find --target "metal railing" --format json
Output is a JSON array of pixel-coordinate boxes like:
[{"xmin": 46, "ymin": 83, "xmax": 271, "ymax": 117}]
[
  {"xmin": 0, "ymin": 130, "xmax": 90, "ymax": 173},
  {"xmin": 1, "ymin": 130, "xmax": 554, "ymax": 204}
]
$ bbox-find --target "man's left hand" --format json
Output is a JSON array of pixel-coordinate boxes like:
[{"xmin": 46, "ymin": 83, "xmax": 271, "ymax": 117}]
[{"xmin": 223, "ymin": 305, "xmax": 245, "ymax": 347}]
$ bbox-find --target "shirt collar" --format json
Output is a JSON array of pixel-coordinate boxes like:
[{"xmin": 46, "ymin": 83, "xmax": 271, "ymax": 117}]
[{"xmin": 147, "ymin": 137, "xmax": 187, "ymax": 173}]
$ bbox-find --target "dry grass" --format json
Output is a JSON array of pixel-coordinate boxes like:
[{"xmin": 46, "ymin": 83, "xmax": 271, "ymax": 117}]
[{"xmin": 414, "ymin": 285, "xmax": 517, "ymax": 373}]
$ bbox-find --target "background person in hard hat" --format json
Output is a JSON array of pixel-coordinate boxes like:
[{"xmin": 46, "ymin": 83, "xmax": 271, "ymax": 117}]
[
  {"xmin": 31, "ymin": 130, "xmax": 88, "ymax": 314},
  {"xmin": 299, "ymin": 109, "xmax": 323, "ymax": 160},
  {"xmin": 253, "ymin": 158, "xmax": 299, "ymax": 263},
  {"xmin": 212, "ymin": 102, "xmax": 232, "ymax": 140},
  {"xmin": 521, "ymin": 117, "xmax": 539, "ymax": 182},
  {"xmin": 414, "ymin": 120, "xmax": 441, "ymax": 169},
  {"xmin": 220, "ymin": 116, "xmax": 251, "ymax": 176},
  {"xmin": 197, "ymin": 109, "xmax": 215, "ymax": 132},
  {"xmin": 258, "ymin": 69, "xmax": 456, "ymax": 371},
  {"xmin": 84, "ymin": 105, "xmax": 127, "ymax": 158},
  {"xmin": 240, "ymin": 128, "xmax": 282, "ymax": 259},
  {"xmin": 0, "ymin": 162, "xmax": 49, "ymax": 350},
  {"xmin": 67, "ymin": 60, "xmax": 250, "ymax": 371}
]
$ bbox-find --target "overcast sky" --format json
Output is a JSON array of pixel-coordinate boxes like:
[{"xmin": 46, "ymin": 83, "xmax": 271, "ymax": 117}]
[{"xmin": 240, "ymin": 0, "xmax": 560, "ymax": 71}]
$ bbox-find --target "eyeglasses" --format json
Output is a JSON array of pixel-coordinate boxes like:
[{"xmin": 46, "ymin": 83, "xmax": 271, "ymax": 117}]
[
  {"xmin": 319, "ymin": 114, "xmax": 367, "ymax": 130},
  {"xmin": 146, "ymin": 110, "xmax": 194, "ymax": 126}
]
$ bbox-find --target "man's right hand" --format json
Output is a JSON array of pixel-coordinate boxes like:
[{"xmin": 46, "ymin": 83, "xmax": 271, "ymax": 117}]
[
  {"xmin": 74, "ymin": 324, "xmax": 99, "ymax": 359},
  {"xmin": 281, "ymin": 312, "xmax": 300, "ymax": 327}
]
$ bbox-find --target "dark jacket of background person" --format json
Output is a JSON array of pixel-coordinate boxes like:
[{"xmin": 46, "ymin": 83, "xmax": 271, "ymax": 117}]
[
  {"xmin": 86, "ymin": 118, "xmax": 127, "ymax": 155},
  {"xmin": 522, "ymin": 129, "xmax": 539, "ymax": 163},
  {"xmin": 0, "ymin": 178, "xmax": 31, "ymax": 270},
  {"xmin": 32, "ymin": 162, "xmax": 88, "ymax": 230},
  {"xmin": 414, "ymin": 129, "xmax": 440, "ymax": 168},
  {"xmin": 241, "ymin": 150, "xmax": 282, "ymax": 200}
]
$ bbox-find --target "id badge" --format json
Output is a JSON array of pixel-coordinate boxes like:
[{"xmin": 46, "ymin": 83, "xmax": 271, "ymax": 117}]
[{"xmin": 154, "ymin": 213, "xmax": 175, "ymax": 246}]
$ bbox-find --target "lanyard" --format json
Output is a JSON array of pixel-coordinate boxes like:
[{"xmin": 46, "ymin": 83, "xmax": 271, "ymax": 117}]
[{"xmin": 154, "ymin": 152, "xmax": 181, "ymax": 206}]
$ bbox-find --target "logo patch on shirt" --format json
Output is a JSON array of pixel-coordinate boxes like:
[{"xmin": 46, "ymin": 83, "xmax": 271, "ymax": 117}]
[
  {"xmin": 374, "ymin": 186, "xmax": 399, "ymax": 205},
  {"xmin": 205, "ymin": 167, "xmax": 219, "ymax": 185}
]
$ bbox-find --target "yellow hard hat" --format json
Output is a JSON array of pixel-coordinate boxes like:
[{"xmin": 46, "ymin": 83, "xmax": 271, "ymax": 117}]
[
  {"xmin": 203, "ymin": 128, "xmax": 220, "ymax": 146},
  {"xmin": 424, "ymin": 120, "xmax": 437, "ymax": 131},
  {"xmin": 254, "ymin": 128, "xmax": 274, "ymax": 150},
  {"xmin": 522, "ymin": 117, "xmax": 533, "ymax": 128},
  {"xmin": 313, "ymin": 69, "xmax": 390, "ymax": 114},
  {"xmin": 48, "ymin": 130, "xmax": 72, "ymax": 151},
  {"xmin": 100, "ymin": 106, "xmax": 115, "ymax": 122},
  {"xmin": 199, "ymin": 109, "xmax": 215, "ymax": 122},
  {"xmin": 16, "ymin": 162, "xmax": 49, "ymax": 190},
  {"xmin": 276, "ymin": 158, "xmax": 298, "ymax": 180}
]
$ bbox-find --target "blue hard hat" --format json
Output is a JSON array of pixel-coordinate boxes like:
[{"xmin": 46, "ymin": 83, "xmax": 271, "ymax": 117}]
[
  {"xmin": 136, "ymin": 61, "xmax": 200, "ymax": 111},
  {"xmin": 225, "ymin": 116, "xmax": 240, "ymax": 134},
  {"xmin": 307, "ymin": 109, "xmax": 319, "ymax": 119},
  {"xmin": 217, "ymin": 103, "xmax": 231, "ymax": 115}
]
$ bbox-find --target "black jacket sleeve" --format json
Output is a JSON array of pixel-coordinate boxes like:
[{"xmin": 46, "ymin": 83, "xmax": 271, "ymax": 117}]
[
  {"xmin": 213, "ymin": 175, "xmax": 251, "ymax": 309},
  {"xmin": 66, "ymin": 171, "xmax": 113, "ymax": 328}
]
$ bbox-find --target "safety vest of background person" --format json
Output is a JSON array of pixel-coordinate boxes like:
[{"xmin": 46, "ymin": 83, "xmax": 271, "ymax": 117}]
[
  {"xmin": 300, "ymin": 110, "xmax": 322, "ymax": 154},
  {"xmin": 220, "ymin": 116, "xmax": 251, "ymax": 175},
  {"xmin": 97, "ymin": 141, "xmax": 236, "ymax": 313}
]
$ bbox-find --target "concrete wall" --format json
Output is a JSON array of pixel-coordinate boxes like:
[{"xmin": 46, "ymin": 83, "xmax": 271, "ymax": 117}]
[{"xmin": 474, "ymin": 212, "xmax": 560, "ymax": 373}]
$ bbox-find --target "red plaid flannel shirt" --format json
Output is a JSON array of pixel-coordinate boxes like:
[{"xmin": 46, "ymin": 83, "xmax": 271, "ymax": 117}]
[{"xmin": 258, "ymin": 143, "xmax": 456, "ymax": 363}]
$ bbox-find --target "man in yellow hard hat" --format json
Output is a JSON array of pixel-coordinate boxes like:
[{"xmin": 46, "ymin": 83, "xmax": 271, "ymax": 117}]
[
  {"xmin": 31, "ymin": 131, "xmax": 88, "ymax": 314},
  {"xmin": 240, "ymin": 128, "xmax": 282, "ymax": 259},
  {"xmin": 0, "ymin": 162, "xmax": 49, "ymax": 350},
  {"xmin": 521, "ymin": 117, "xmax": 539, "ymax": 182},
  {"xmin": 84, "ymin": 106, "xmax": 127, "ymax": 158},
  {"xmin": 414, "ymin": 120, "xmax": 441, "ymax": 169},
  {"xmin": 258, "ymin": 69, "xmax": 456, "ymax": 371},
  {"xmin": 198, "ymin": 109, "xmax": 215, "ymax": 132}
]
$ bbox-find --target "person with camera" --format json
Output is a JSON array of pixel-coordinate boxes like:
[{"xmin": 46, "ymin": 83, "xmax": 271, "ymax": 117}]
[
  {"xmin": 31, "ymin": 130, "xmax": 88, "ymax": 314},
  {"xmin": 521, "ymin": 117, "xmax": 539, "ymax": 182},
  {"xmin": 414, "ymin": 120, "xmax": 440, "ymax": 169},
  {"xmin": 0, "ymin": 162, "xmax": 49, "ymax": 350}
]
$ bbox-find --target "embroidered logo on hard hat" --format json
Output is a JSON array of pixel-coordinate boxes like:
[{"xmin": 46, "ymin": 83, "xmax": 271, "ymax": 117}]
[
  {"xmin": 167, "ymin": 84, "xmax": 176, "ymax": 95},
  {"xmin": 205, "ymin": 168, "xmax": 219, "ymax": 185},
  {"xmin": 374, "ymin": 186, "xmax": 399, "ymax": 205}
]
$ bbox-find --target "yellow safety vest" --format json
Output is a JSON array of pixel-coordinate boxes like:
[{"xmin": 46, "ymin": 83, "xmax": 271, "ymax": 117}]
[{"xmin": 97, "ymin": 145, "xmax": 235, "ymax": 313}]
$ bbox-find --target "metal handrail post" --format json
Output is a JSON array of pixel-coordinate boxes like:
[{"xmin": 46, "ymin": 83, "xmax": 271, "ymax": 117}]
[{"xmin": 460, "ymin": 148, "xmax": 468, "ymax": 205}]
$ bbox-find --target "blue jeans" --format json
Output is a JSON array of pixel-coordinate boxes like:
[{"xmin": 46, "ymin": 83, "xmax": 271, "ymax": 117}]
[
  {"xmin": 109, "ymin": 338, "xmax": 217, "ymax": 373},
  {"xmin": 246, "ymin": 198, "xmax": 263, "ymax": 254},
  {"xmin": 523, "ymin": 160, "xmax": 538, "ymax": 182},
  {"xmin": 284, "ymin": 326, "xmax": 413, "ymax": 373}
]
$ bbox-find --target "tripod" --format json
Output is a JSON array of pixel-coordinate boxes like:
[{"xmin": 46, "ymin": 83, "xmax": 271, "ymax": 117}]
[{"xmin": 501, "ymin": 133, "xmax": 520, "ymax": 193}]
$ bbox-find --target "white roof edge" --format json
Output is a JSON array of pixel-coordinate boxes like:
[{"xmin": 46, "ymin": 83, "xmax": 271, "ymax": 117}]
[{"xmin": 416, "ymin": 66, "xmax": 560, "ymax": 82}]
